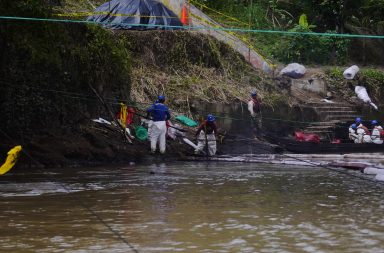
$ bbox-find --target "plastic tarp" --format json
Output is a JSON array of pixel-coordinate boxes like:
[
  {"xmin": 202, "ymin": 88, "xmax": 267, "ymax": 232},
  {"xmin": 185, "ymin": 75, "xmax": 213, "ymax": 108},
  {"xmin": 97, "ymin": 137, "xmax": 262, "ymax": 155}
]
[
  {"xmin": 175, "ymin": 115, "xmax": 198, "ymax": 127},
  {"xmin": 280, "ymin": 63, "xmax": 306, "ymax": 79},
  {"xmin": 135, "ymin": 125, "xmax": 148, "ymax": 140},
  {"xmin": 87, "ymin": 0, "xmax": 183, "ymax": 30},
  {"xmin": 294, "ymin": 131, "xmax": 320, "ymax": 143},
  {"xmin": 355, "ymin": 86, "xmax": 378, "ymax": 110}
]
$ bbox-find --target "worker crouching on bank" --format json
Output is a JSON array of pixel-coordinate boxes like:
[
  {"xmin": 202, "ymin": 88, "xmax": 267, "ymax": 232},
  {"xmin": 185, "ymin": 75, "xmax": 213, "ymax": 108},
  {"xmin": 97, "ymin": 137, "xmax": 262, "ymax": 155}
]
[
  {"xmin": 371, "ymin": 120, "xmax": 383, "ymax": 144},
  {"xmin": 195, "ymin": 114, "xmax": 217, "ymax": 156},
  {"xmin": 146, "ymin": 95, "xmax": 171, "ymax": 154}
]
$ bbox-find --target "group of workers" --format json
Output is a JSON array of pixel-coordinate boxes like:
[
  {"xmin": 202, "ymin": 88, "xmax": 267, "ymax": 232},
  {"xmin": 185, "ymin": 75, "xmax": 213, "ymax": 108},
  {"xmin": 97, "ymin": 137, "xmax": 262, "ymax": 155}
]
[
  {"xmin": 349, "ymin": 117, "xmax": 383, "ymax": 144},
  {"xmin": 145, "ymin": 95, "xmax": 218, "ymax": 155},
  {"xmin": 144, "ymin": 91, "xmax": 383, "ymax": 156},
  {"xmin": 145, "ymin": 91, "xmax": 262, "ymax": 155},
  {"xmin": 142, "ymin": 89, "xmax": 384, "ymax": 158}
]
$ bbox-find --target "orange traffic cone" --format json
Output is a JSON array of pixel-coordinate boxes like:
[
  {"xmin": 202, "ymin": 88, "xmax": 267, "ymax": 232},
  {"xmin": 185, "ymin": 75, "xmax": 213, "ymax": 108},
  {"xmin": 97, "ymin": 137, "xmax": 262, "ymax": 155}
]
[{"xmin": 181, "ymin": 5, "xmax": 189, "ymax": 25}]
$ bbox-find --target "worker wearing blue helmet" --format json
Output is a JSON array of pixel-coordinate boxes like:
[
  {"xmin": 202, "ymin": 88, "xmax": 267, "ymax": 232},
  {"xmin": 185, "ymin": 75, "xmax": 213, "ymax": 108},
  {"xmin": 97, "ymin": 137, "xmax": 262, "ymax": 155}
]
[
  {"xmin": 348, "ymin": 123, "xmax": 358, "ymax": 143},
  {"xmin": 370, "ymin": 120, "xmax": 383, "ymax": 144},
  {"xmin": 146, "ymin": 95, "xmax": 171, "ymax": 154},
  {"xmin": 247, "ymin": 90, "xmax": 262, "ymax": 138},
  {"xmin": 195, "ymin": 114, "xmax": 218, "ymax": 156},
  {"xmin": 353, "ymin": 117, "xmax": 372, "ymax": 143}
]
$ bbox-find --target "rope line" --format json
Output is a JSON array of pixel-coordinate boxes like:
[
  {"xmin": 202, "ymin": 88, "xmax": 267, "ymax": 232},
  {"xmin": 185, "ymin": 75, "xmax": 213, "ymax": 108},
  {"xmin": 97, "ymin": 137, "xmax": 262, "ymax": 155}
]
[{"xmin": 1, "ymin": 16, "xmax": 384, "ymax": 39}]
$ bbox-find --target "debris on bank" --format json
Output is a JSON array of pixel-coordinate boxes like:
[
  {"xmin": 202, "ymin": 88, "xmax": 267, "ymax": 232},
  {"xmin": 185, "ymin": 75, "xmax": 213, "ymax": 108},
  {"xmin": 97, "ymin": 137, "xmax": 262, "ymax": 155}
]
[{"xmin": 184, "ymin": 153, "xmax": 384, "ymax": 181}]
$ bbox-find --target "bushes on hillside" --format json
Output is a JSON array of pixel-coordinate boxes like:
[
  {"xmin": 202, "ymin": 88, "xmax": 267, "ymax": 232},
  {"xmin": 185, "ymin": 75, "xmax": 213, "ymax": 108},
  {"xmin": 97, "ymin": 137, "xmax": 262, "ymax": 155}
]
[{"xmin": 270, "ymin": 15, "xmax": 350, "ymax": 64}]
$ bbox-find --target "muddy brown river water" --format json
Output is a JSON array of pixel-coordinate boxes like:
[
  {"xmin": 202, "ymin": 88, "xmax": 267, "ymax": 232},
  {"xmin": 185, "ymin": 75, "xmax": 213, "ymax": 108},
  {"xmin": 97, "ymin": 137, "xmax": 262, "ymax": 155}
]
[{"xmin": 1, "ymin": 162, "xmax": 384, "ymax": 252}]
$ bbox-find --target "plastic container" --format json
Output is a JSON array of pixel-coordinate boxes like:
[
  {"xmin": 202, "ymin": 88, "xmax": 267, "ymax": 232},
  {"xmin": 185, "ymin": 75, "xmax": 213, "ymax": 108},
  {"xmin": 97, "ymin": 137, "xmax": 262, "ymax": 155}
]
[{"xmin": 135, "ymin": 126, "xmax": 148, "ymax": 141}]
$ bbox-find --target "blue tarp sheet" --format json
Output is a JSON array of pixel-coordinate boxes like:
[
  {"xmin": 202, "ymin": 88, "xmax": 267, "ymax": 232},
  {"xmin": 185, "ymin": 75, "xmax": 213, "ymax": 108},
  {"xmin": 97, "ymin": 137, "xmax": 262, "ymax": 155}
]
[{"xmin": 87, "ymin": 0, "xmax": 183, "ymax": 30}]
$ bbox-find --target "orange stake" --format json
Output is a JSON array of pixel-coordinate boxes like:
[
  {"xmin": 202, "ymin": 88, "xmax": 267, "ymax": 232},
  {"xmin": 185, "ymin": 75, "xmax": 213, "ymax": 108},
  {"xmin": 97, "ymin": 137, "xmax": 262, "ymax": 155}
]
[{"xmin": 181, "ymin": 5, "xmax": 189, "ymax": 25}]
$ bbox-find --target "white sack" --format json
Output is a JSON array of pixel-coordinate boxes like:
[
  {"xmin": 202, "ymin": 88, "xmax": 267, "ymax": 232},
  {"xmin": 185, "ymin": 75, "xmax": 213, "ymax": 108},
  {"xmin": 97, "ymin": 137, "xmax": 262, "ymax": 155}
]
[
  {"xmin": 375, "ymin": 174, "xmax": 384, "ymax": 181},
  {"xmin": 363, "ymin": 167, "xmax": 382, "ymax": 175},
  {"xmin": 343, "ymin": 65, "xmax": 359, "ymax": 80},
  {"xmin": 167, "ymin": 123, "xmax": 185, "ymax": 140},
  {"xmin": 279, "ymin": 63, "xmax": 306, "ymax": 78},
  {"xmin": 183, "ymin": 138, "xmax": 198, "ymax": 150},
  {"xmin": 355, "ymin": 86, "xmax": 378, "ymax": 110}
]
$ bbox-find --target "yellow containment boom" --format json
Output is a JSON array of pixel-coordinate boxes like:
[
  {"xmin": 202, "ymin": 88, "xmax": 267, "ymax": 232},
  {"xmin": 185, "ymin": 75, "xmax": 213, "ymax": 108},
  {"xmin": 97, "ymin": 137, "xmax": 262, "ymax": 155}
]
[{"xmin": 0, "ymin": 145, "xmax": 22, "ymax": 175}]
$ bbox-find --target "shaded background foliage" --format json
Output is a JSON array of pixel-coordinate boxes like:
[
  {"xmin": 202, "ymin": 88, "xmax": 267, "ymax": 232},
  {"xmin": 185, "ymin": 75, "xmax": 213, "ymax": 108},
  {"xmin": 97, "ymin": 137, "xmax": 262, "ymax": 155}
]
[{"xmin": 196, "ymin": 0, "xmax": 384, "ymax": 65}]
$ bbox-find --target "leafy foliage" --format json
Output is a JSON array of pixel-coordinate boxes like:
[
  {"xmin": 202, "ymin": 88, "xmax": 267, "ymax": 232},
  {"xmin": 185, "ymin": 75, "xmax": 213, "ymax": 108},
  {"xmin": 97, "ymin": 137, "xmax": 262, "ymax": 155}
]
[
  {"xmin": 193, "ymin": 0, "xmax": 383, "ymax": 64},
  {"xmin": 271, "ymin": 15, "xmax": 350, "ymax": 64}
]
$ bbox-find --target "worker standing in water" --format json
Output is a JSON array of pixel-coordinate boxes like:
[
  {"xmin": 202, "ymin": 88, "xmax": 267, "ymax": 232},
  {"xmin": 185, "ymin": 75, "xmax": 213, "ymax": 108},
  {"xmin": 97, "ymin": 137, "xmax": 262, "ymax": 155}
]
[
  {"xmin": 146, "ymin": 95, "xmax": 170, "ymax": 154},
  {"xmin": 247, "ymin": 91, "xmax": 262, "ymax": 139},
  {"xmin": 195, "ymin": 114, "xmax": 217, "ymax": 156},
  {"xmin": 348, "ymin": 123, "xmax": 358, "ymax": 143}
]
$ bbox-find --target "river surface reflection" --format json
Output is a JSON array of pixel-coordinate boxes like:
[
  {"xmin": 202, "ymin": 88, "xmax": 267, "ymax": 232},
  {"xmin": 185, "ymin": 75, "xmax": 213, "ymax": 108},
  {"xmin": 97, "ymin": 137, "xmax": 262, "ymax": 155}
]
[{"xmin": 1, "ymin": 162, "xmax": 384, "ymax": 252}]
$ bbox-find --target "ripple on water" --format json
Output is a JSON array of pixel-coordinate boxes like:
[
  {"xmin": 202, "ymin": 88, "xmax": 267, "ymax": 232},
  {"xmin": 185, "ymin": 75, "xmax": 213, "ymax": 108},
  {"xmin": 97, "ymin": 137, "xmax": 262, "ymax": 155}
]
[{"xmin": 0, "ymin": 182, "xmax": 69, "ymax": 197}]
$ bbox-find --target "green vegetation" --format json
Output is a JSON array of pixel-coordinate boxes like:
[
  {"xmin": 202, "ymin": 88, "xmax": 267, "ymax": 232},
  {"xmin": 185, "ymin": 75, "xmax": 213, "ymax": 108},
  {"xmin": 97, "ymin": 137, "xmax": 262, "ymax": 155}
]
[
  {"xmin": 193, "ymin": 0, "xmax": 384, "ymax": 65},
  {"xmin": 270, "ymin": 14, "xmax": 350, "ymax": 64},
  {"xmin": 52, "ymin": 0, "xmax": 105, "ymax": 13}
]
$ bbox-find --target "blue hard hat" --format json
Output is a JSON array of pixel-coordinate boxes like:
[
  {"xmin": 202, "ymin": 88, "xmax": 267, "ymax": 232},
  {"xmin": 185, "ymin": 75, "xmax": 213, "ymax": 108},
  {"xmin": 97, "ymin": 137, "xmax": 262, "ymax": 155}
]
[
  {"xmin": 207, "ymin": 114, "xmax": 215, "ymax": 122},
  {"xmin": 251, "ymin": 91, "xmax": 257, "ymax": 96},
  {"xmin": 351, "ymin": 123, "xmax": 357, "ymax": 129},
  {"xmin": 355, "ymin": 117, "xmax": 361, "ymax": 123},
  {"xmin": 371, "ymin": 120, "xmax": 378, "ymax": 125},
  {"xmin": 158, "ymin": 95, "xmax": 165, "ymax": 100}
]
